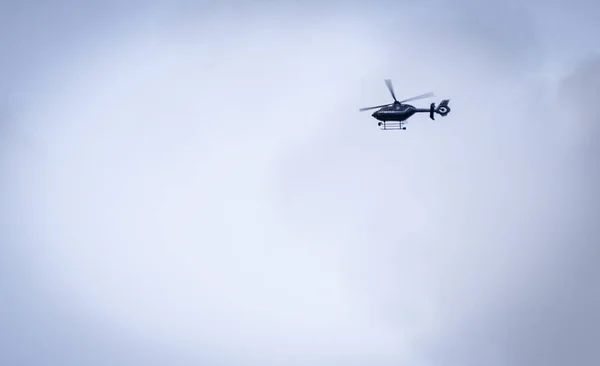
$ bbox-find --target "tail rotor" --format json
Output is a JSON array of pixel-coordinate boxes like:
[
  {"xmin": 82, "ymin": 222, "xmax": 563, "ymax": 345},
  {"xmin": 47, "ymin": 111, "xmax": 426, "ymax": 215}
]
[{"xmin": 429, "ymin": 99, "xmax": 451, "ymax": 120}]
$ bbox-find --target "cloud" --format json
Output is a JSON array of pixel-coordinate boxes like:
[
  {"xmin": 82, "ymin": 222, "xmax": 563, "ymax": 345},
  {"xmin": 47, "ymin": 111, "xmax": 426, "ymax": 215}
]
[
  {"xmin": 2, "ymin": 9, "xmax": 404, "ymax": 365},
  {"xmin": 2, "ymin": 2, "xmax": 599, "ymax": 366},
  {"xmin": 413, "ymin": 55, "xmax": 600, "ymax": 366}
]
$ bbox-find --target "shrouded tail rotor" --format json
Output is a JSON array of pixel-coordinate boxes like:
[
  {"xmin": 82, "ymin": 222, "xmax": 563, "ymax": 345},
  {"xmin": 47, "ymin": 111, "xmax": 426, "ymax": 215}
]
[{"xmin": 429, "ymin": 100, "xmax": 451, "ymax": 120}]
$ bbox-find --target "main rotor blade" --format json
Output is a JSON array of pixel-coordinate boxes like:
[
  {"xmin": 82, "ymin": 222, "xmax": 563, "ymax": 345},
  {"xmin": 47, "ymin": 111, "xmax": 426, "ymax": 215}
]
[
  {"xmin": 399, "ymin": 92, "xmax": 434, "ymax": 103},
  {"xmin": 384, "ymin": 79, "xmax": 397, "ymax": 102},
  {"xmin": 359, "ymin": 103, "xmax": 393, "ymax": 112}
]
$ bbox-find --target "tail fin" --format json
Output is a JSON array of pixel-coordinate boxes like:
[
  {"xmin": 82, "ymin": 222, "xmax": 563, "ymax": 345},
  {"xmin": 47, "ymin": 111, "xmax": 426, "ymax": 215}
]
[{"xmin": 429, "ymin": 102, "xmax": 435, "ymax": 120}]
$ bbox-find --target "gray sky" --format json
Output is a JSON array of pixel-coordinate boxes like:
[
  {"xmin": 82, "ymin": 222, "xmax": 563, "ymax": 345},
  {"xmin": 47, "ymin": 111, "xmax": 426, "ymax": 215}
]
[{"xmin": 1, "ymin": 1, "xmax": 599, "ymax": 365}]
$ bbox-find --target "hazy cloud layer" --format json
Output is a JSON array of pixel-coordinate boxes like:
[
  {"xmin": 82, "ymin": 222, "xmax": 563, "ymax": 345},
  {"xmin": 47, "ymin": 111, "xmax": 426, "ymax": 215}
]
[{"xmin": 2, "ymin": 2, "xmax": 599, "ymax": 366}]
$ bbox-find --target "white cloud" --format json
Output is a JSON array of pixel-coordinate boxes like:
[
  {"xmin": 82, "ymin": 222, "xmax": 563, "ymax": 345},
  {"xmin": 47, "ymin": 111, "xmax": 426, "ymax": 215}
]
[
  {"xmin": 4, "ymin": 11, "xmax": 413, "ymax": 364},
  {"xmin": 2, "ymin": 3, "xmax": 599, "ymax": 366}
]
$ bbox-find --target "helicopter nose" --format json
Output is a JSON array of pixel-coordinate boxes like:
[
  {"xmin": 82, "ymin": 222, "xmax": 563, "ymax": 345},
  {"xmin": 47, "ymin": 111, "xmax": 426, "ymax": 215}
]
[{"xmin": 372, "ymin": 111, "xmax": 381, "ymax": 120}]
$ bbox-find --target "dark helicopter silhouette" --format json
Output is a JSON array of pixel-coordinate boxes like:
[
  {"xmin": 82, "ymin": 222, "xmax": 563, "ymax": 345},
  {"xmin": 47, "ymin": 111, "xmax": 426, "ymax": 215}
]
[{"xmin": 359, "ymin": 79, "xmax": 450, "ymax": 130}]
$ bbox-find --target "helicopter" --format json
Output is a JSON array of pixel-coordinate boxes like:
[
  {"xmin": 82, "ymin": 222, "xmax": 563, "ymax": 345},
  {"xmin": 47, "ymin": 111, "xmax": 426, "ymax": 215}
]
[{"xmin": 359, "ymin": 79, "xmax": 451, "ymax": 130}]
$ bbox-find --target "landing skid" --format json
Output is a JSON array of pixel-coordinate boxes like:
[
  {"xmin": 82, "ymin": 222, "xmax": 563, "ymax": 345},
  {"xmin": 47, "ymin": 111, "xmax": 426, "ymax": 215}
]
[{"xmin": 378, "ymin": 121, "xmax": 406, "ymax": 130}]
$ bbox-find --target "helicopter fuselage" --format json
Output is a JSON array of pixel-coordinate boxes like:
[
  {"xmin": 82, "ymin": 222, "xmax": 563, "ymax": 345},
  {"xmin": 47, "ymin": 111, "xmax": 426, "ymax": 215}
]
[{"xmin": 371, "ymin": 103, "xmax": 428, "ymax": 122}]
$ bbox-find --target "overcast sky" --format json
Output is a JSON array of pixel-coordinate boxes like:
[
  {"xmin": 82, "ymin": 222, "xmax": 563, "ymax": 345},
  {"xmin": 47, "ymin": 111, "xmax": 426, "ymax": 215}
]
[{"xmin": 1, "ymin": 1, "xmax": 599, "ymax": 365}]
